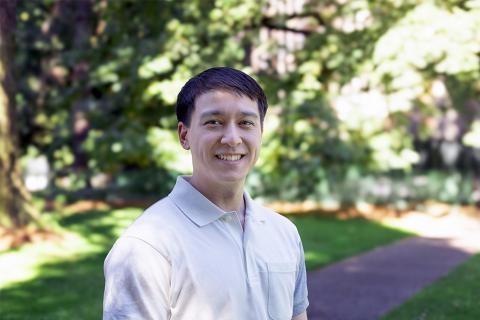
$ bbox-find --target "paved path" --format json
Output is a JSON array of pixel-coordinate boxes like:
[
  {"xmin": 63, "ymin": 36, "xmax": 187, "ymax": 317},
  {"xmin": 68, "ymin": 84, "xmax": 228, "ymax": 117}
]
[{"xmin": 306, "ymin": 235, "xmax": 480, "ymax": 320}]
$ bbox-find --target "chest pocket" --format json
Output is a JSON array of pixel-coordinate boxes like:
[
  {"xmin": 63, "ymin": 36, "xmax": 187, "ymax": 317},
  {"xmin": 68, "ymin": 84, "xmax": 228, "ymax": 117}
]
[{"xmin": 267, "ymin": 262, "xmax": 297, "ymax": 320}]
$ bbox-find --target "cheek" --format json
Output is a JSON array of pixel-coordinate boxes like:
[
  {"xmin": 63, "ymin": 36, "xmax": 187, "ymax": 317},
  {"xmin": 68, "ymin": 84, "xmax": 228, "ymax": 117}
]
[
  {"xmin": 194, "ymin": 135, "xmax": 219, "ymax": 155},
  {"xmin": 246, "ymin": 135, "xmax": 262, "ymax": 153}
]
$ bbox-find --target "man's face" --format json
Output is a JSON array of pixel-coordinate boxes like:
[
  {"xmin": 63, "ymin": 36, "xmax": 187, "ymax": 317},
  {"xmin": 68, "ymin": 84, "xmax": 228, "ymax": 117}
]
[{"xmin": 178, "ymin": 90, "xmax": 262, "ymax": 187}]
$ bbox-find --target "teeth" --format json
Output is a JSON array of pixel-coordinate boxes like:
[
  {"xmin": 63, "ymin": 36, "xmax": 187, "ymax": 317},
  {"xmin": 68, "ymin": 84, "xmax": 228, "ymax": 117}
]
[{"xmin": 217, "ymin": 154, "xmax": 242, "ymax": 161}]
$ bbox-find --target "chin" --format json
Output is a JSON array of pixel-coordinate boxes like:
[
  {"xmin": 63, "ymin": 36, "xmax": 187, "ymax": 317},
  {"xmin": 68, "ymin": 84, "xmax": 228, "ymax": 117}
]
[{"xmin": 214, "ymin": 173, "xmax": 247, "ymax": 184}]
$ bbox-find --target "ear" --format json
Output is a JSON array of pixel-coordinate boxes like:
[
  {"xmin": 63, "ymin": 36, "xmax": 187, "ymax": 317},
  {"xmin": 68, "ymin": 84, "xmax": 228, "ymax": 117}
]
[{"xmin": 178, "ymin": 122, "xmax": 190, "ymax": 150}]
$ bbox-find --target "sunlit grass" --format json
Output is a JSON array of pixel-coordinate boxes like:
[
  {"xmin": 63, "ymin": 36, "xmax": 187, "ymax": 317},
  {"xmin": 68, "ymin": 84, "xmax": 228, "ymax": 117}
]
[
  {"xmin": 383, "ymin": 253, "xmax": 480, "ymax": 319},
  {"xmin": 0, "ymin": 208, "xmax": 140, "ymax": 289},
  {"xmin": 0, "ymin": 232, "xmax": 92, "ymax": 287},
  {"xmin": 288, "ymin": 215, "xmax": 414, "ymax": 270},
  {"xmin": 0, "ymin": 208, "xmax": 414, "ymax": 319}
]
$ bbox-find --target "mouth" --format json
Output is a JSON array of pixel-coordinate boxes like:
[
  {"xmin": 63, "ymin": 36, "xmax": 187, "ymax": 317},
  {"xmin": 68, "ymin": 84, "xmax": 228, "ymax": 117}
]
[{"xmin": 215, "ymin": 154, "xmax": 245, "ymax": 161}]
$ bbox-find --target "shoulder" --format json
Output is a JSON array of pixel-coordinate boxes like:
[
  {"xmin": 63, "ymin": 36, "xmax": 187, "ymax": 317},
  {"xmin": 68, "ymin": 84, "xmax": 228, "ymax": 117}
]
[
  {"xmin": 134, "ymin": 195, "xmax": 178, "ymax": 225},
  {"xmin": 124, "ymin": 196, "xmax": 179, "ymax": 236},
  {"xmin": 110, "ymin": 196, "xmax": 183, "ymax": 261},
  {"xmin": 103, "ymin": 235, "xmax": 171, "ymax": 319},
  {"xmin": 105, "ymin": 235, "xmax": 169, "ymax": 270}
]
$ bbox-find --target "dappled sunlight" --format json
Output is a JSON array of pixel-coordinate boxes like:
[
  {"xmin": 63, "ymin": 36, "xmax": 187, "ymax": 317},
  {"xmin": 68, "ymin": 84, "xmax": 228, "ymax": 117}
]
[
  {"xmin": 275, "ymin": 199, "xmax": 480, "ymax": 272},
  {"xmin": 0, "ymin": 252, "xmax": 108, "ymax": 318},
  {"xmin": 304, "ymin": 250, "xmax": 331, "ymax": 267},
  {"xmin": 0, "ymin": 231, "xmax": 91, "ymax": 288},
  {"xmin": 378, "ymin": 204, "xmax": 480, "ymax": 241},
  {"xmin": 0, "ymin": 208, "xmax": 140, "ymax": 289},
  {"xmin": 2, "ymin": 0, "xmax": 480, "ymax": 318},
  {"xmin": 58, "ymin": 207, "xmax": 141, "ymax": 245},
  {"xmin": 271, "ymin": 198, "xmax": 480, "ymax": 240}
]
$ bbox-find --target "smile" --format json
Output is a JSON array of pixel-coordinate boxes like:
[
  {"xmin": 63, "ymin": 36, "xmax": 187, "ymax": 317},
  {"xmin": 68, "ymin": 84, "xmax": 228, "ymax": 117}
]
[{"xmin": 215, "ymin": 154, "xmax": 244, "ymax": 161}]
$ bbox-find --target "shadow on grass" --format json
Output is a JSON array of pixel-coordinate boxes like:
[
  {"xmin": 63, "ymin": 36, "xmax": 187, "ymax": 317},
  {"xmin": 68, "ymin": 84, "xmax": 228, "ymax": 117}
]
[
  {"xmin": 58, "ymin": 208, "xmax": 138, "ymax": 248},
  {"xmin": 0, "ymin": 210, "xmax": 413, "ymax": 319},
  {"xmin": 0, "ymin": 252, "xmax": 107, "ymax": 319},
  {"xmin": 0, "ymin": 208, "xmax": 141, "ymax": 320}
]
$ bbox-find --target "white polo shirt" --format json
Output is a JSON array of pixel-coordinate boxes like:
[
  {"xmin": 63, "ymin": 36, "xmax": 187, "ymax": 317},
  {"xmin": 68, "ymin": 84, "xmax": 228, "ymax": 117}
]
[{"xmin": 103, "ymin": 176, "xmax": 309, "ymax": 320}]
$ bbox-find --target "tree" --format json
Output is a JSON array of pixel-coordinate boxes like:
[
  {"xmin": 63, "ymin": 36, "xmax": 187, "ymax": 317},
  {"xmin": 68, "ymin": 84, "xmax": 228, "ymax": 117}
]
[
  {"xmin": 0, "ymin": 0, "xmax": 38, "ymax": 227},
  {"xmin": 12, "ymin": 0, "xmax": 480, "ymax": 204}
]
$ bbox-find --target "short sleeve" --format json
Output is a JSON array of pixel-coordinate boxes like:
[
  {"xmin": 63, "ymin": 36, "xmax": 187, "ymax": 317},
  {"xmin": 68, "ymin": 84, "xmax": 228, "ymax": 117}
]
[
  {"xmin": 103, "ymin": 236, "xmax": 171, "ymax": 320},
  {"xmin": 293, "ymin": 238, "xmax": 309, "ymax": 317}
]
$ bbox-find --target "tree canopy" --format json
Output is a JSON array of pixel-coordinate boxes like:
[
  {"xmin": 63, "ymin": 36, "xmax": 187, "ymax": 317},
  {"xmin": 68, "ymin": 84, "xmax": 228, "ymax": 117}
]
[{"xmin": 9, "ymin": 0, "xmax": 480, "ymax": 208}]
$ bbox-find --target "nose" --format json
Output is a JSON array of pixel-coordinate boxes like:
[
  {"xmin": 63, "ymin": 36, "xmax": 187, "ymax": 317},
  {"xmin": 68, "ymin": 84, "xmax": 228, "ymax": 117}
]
[{"xmin": 221, "ymin": 124, "xmax": 242, "ymax": 147}]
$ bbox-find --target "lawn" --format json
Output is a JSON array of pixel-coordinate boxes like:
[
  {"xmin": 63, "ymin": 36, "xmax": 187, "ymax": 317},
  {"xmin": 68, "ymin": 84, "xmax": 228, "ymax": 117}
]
[
  {"xmin": 383, "ymin": 253, "xmax": 480, "ymax": 320},
  {"xmin": 0, "ymin": 208, "xmax": 140, "ymax": 320},
  {"xmin": 289, "ymin": 214, "xmax": 413, "ymax": 270},
  {"xmin": 0, "ymin": 208, "xmax": 413, "ymax": 319}
]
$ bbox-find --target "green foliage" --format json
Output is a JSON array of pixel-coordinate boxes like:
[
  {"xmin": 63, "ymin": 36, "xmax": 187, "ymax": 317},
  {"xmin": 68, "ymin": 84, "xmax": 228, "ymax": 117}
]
[
  {"xmin": 250, "ymin": 170, "xmax": 479, "ymax": 206},
  {"xmin": 342, "ymin": 171, "xmax": 478, "ymax": 205},
  {"xmin": 109, "ymin": 167, "xmax": 177, "ymax": 197},
  {"xmin": 251, "ymin": 93, "xmax": 370, "ymax": 201},
  {"xmin": 15, "ymin": 0, "xmax": 264, "ymax": 189},
  {"xmin": 463, "ymin": 121, "xmax": 480, "ymax": 148},
  {"xmin": 14, "ymin": 0, "xmax": 480, "ymax": 202}
]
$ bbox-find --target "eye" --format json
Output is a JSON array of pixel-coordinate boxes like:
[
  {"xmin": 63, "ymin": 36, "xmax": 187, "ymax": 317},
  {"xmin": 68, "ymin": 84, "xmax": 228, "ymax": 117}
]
[
  {"xmin": 240, "ymin": 120, "xmax": 255, "ymax": 127},
  {"xmin": 204, "ymin": 119, "xmax": 222, "ymax": 126}
]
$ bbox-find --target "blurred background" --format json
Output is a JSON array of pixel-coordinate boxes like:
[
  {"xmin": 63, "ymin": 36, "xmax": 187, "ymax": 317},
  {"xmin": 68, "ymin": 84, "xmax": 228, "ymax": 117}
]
[{"xmin": 1, "ymin": 0, "xmax": 480, "ymax": 318}]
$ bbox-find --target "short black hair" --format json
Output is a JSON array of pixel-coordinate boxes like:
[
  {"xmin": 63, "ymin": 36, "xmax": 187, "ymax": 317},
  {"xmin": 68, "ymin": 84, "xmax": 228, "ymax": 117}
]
[{"xmin": 176, "ymin": 67, "xmax": 268, "ymax": 127}]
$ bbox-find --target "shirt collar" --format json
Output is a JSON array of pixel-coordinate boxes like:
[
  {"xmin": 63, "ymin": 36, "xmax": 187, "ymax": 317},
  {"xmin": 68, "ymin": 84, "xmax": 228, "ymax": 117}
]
[
  {"xmin": 168, "ymin": 176, "xmax": 233, "ymax": 227},
  {"xmin": 244, "ymin": 188, "xmax": 266, "ymax": 224},
  {"xmin": 168, "ymin": 176, "xmax": 266, "ymax": 227}
]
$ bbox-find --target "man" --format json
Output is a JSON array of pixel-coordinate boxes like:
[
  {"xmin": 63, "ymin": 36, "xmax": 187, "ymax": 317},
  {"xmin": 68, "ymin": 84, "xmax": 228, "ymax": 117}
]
[{"xmin": 103, "ymin": 67, "xmax": 309, "ymax": 319}]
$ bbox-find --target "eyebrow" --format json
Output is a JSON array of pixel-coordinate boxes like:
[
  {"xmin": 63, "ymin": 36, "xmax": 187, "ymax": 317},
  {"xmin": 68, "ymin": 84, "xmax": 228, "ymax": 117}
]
[{"xmin": 199, "ymin": 111, "xmax": 259, "ymax": 119}]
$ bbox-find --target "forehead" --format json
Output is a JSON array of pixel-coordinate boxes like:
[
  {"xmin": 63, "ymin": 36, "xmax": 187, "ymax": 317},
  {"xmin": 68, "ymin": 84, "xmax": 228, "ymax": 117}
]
[{"xmin": 193, "ymin": 90, "xmax": 258, "ymax": 116}]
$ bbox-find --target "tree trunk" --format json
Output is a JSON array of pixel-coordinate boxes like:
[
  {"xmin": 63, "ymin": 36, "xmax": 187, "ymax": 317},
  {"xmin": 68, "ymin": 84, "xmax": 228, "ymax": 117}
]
[
  {"xmin": 71, "ymin": 0, "xmax": 94, "ymax": 171},
  {"xmin": 0, "ymin": 0, "xmax": 39, "ymax": 227}
]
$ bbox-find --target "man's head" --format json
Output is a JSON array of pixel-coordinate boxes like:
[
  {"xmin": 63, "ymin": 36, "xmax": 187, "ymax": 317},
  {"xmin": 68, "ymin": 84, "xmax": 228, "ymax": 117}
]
[
  {"xmin": 176, "ymin": 67, "xmax": 267, "ymax": 188},
  {"xmin": 176, "ymin": 67, "xmax": 268, "ymax": 128}
]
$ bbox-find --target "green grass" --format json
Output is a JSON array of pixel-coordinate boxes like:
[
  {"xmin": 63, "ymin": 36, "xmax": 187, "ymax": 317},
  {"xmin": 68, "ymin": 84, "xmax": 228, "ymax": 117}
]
[
  {"xmin": 288, "ymin": 215, "xmax": 414, "ymax": 270},
  {"xmin": 383, "ymin": 253, "xmax": 480, "ymax": 320},
  {"xmin": 0, "ymin": 209, "xmax": 413, "ymax": 319},
  {"xmin": 0, "ymin": 208, "xmax": 141, "ymax": 320}
]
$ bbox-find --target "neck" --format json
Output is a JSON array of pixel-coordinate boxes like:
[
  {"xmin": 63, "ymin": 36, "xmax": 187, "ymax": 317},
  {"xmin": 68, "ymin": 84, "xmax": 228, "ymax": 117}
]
[{"xmin": 188, "ymin": 176, "xmax": 245, "ymax": 214}]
